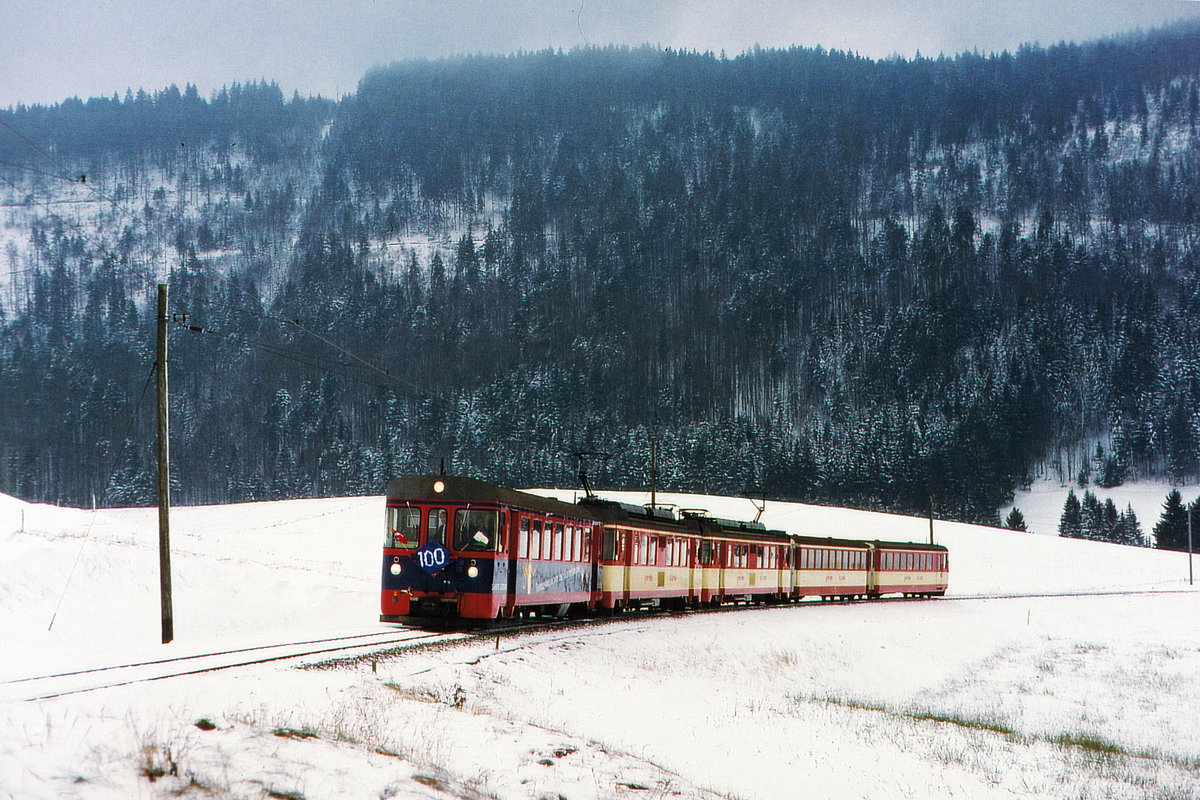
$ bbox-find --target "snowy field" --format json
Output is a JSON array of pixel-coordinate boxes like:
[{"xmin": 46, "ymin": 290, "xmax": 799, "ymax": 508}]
[{"xmin": 1, "ymin": 486, "xmax": 1198, "ymax": 799}]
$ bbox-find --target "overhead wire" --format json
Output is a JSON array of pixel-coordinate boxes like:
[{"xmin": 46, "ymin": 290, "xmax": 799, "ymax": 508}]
[{"xmin": 0, "ymin": 115, "xmax": 139, "ymax": 224}]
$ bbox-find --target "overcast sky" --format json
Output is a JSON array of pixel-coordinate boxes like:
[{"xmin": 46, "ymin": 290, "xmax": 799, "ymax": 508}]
[{"xmin": 4, "ymin": 0, "xmax": 1200, "ymax": 109}]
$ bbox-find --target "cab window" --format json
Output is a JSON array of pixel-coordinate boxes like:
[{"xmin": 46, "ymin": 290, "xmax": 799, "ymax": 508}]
[
  {"xmin": 454, "ymin": 509, "xmax": 499, "ymax": 552},
  {"xmin": 602, "ymin": 529, "xmax": 619, "ymax": 561},
  {"xmin": 427, "ymin": 508, "xmax": 447, "ymax": 544},
  {"xmin": 386, "ymin": 506, "xmax": 420, "ymax": 550}
]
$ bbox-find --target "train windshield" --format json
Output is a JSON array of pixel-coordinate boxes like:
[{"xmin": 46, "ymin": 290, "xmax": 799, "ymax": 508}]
[
  {"xmin": 386, "ymin": 506, "xmax": 420, "ymax": 550},
  {"xmin": 428, "ymin": 509, "xmax": 447, "ymax": 544},
  {"xmin": 454, "ymin": 509, "xmax": 499, "ymax": 552}
]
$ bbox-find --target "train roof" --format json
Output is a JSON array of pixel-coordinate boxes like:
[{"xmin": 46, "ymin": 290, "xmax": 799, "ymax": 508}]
[
  {"xmin": 787, "ymin": 534, "xmax": 949, "ymax": 552},
  {"xmin": 385, "ymin": 476, "xmax": 784, "ymax": 539},
  {"xmin": 385, "ymin": 475, "xmax": 594, "ymax": 520},
  {"xmin": 384, "ymin": 476, "xmax": 946, "ymax": 551}
]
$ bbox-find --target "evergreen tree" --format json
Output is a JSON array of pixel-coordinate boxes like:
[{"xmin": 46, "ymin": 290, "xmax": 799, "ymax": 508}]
[
  {"xmin": 1153, "ymin": 489, "xmax": 1189, "ymax": 550},
  {"xmin": 1004, "ymin": 507, "xmax": 1028, "ymax": 531},
  {"xmin": 1059, "ymin": 489, "xmax": 1083, "ymax": 538},
  {"xmin": 1115, "ymin": 503, "xmax": 1145, "ymax": 547},
  {"xmin": 1080, "ymin": 490, "xmax": 1102, "ymax": 540}
]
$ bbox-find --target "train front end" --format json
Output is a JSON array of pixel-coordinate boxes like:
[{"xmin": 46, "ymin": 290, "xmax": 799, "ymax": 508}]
[{"xmin": 380, "ymin": 475, "xmax": 510, "ymax": 622}]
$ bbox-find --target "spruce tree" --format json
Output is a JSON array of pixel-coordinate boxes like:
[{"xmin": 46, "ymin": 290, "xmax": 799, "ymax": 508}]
[
  {"xmin": 1059, "ymin": 489, "xmax": 1083, "ymax": 538},
  {"xmin": 1153, "ymin": 489, "xmax": 1189, "ymax": 551},
  {"xmin": 1116, "ymin": 504, "xmax": 1145, "ymax": 547},
  {"xmin": 1004, "ymin": 507, "xmax": 1028, "ymax": 531},
  {"xmin": 1080, "ymin": 490, "xmax": 1102, "ymax": 540}
]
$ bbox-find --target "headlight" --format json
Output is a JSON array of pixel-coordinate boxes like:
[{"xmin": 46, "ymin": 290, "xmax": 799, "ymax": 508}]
[
  {"xmin": 467, "ymin": 564, "xmax": 479, "ymax": 579},
  {"xmin": 390, "ymin": 562, "xmax": 402, "ymax": 575}
]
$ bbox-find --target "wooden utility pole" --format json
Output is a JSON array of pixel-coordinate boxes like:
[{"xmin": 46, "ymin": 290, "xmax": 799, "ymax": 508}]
[
  {"xmin": 928, "ymin": 496, "xmax": 935, "ymax": 545},
  {"xmin": 1189, "ymin": 501, "xmax": 1194, "ymax": 587},
  {"xmin": 649, "ymin": 435, "xmax": 658, "ymax": 509},
  {"xmin": 156, "ymin": 284, "xmax": 174, "ymax": 644}
]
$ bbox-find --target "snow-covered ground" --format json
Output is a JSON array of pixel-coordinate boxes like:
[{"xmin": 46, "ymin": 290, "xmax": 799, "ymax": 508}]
[{"xmin": 1, "ymin": 487, "xmax": 1197, "ymax": 799}]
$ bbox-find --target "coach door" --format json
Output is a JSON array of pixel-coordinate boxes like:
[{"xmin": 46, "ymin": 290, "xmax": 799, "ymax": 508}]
[
  {"xmin": 505, "ymin": 516, "xmax": 527, "ymax": 615},
  {"xmin": 865, "ymin": 543, "xmax": 879, "ymax": 597}
]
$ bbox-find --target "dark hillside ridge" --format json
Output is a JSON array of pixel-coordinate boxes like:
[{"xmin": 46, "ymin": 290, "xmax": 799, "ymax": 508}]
[{"xmin": 3, "ymin": 23, "xmax": 1200, "ymax": 523}]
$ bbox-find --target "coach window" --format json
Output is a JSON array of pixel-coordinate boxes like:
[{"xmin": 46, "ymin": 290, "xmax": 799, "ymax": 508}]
[
  {"xmin": 428, "ymin": 509, "xmax": 447, "ymax": 545},
  {"xmin": 699, "ymin": 539, "xmax": 713, "ymax": 566},
  {"xmin": 518, "ymin": 518, "xmax": 530, "ymax": 558},
  {"xmin": 542, "ymin": 522, "xmax": 553, "ymax": 560},
  {"xmin": 454, "ymin": 508, "xmax": 498, "ymax": 552},
  {"xmin": 530, "ymin": 523, "xmax": 542, "ymax": 560}
]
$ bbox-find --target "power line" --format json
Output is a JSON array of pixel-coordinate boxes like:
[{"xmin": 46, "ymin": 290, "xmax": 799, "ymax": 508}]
[{"xmin": 0, "ymin": 117, "xmax": 136, "ymax": 224}]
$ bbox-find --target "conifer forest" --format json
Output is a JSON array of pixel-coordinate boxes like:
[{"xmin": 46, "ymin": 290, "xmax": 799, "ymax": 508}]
[{"xmin": 4, "ymin": 24, "xmax": 1200, "ymax": 523}]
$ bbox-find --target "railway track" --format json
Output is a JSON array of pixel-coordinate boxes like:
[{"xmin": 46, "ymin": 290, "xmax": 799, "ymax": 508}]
[
  {"xmin": 7, "ymin": 587, "xmax": 1189, "ymax": 703},
  {"xmin": 1, "ymin": 627, "xmax": 466, "ymax": 703}
]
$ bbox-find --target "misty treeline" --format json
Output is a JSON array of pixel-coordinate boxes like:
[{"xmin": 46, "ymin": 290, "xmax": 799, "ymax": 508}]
[{"xmin": 3, "ymin": 25, "xmax": 1200, "ymax": 523}]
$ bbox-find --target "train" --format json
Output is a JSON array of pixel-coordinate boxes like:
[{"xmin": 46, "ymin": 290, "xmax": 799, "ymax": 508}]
[{"xmin": 380, "ymin": 474, "xmax": 949, "ymax": 623}]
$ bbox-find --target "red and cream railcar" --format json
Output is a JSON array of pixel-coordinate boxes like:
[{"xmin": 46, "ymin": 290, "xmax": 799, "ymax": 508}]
[
  {"xmin": 699, "ymin": 526, "xmax": 790, "ymax": 604},
  {"xmin": 871, "ymin": 542, "xmax": 949, "ymax": 598},
  {"xmin": 789, "ymin": 537, "xmax": 872, "ymax": 600},
  {"xmin": 594, "ymin": 518, "xmax": 700, "ymax": 610}
]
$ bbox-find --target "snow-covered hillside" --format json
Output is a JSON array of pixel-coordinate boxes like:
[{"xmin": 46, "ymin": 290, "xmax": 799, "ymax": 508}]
[{"xmin": 2, "ymin": 489, "xmax": 1197, "ymax": 799}]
